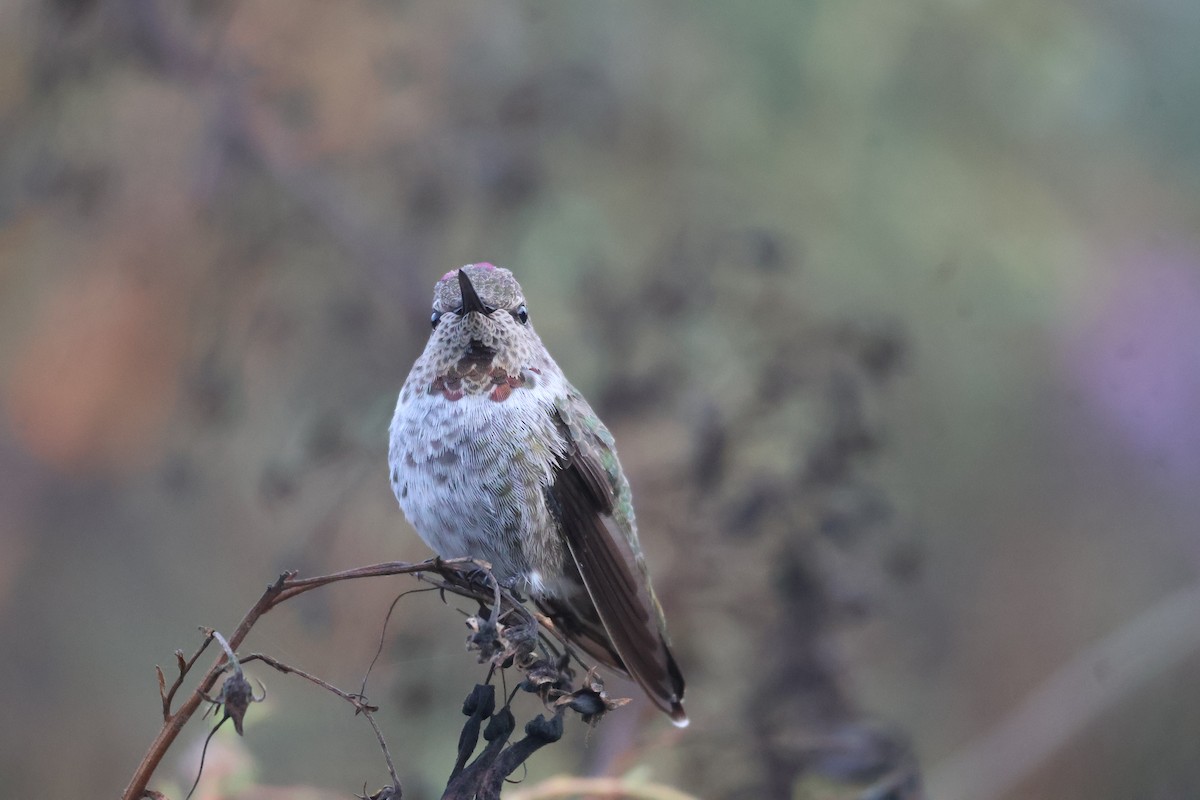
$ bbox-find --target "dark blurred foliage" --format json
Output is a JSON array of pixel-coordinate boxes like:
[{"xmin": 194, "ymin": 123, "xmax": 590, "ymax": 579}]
[{"xmin": 2, "ymin": 1, "xmax": 1200, "ymax": 799}]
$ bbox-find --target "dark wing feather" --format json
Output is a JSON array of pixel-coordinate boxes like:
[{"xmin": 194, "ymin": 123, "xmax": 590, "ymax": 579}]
[
  {"xmin": 544, "ymin": 417, "xmax": 686, "ymax": 724},
  {"xmin": 533, "ymin": 591, "xmax": 625, "ymax": 673}
]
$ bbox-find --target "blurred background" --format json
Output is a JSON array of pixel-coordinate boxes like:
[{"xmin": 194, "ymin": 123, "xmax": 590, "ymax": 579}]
[{"xmin": 1, "ymin": 1, "xmax": 1199, "ymax": 798}]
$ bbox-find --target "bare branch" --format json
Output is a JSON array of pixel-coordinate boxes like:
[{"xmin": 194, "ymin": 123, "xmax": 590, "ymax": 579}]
[{"xmin": 122, "ymin": 557, "xmax": 606, "ymax": 800}]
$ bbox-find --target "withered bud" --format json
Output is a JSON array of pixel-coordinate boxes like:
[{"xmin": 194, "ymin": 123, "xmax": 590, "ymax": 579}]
[
  {"xmin": 519, "ymin": 653, "xmax": 575, "ymax": 703},
  {"xmin": 464, "ymin": 615, "xmax": 502, "ymax": 663},
  {"xmin": 213, "ymin": 672, "xmax": 266, "ymax": 736},
  {"xmin": 218, "ymin": 673, "xmax": 255, "ymax": 736},
  {"xmin": 552, "ymin": 668, "xmax": 630, "ymax": 725},
  {"xmin": 497, "ymin": 620, "xmax": 538, "ymax": 662}
]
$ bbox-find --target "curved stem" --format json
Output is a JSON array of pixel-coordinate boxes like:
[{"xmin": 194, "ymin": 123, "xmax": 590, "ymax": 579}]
[{"xmin": 121, "ymin": 557, "xmax": 542, "ymax": 800}]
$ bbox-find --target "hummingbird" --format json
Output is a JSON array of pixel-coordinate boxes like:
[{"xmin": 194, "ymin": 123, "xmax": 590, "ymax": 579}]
[{"xmin": 388, "ymin": 263, "xmax": 687, "ymax": 726}]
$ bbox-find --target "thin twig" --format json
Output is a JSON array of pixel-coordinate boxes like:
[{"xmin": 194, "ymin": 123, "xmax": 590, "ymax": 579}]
[
  {"xmin": 240, "ymin": 653, "xmax": 401, "ymax": 790},
  {"xmin": 184, "ymin": 715, "xmax": 229, "ymax": 800},
  {"xmin": 360, "ymin": 586, "xmax": 443, "ymax": 699},
  {"xmin": 162, "ymin": 630, "xmax": 215, "ymax": 719},
  {"xmin": 239, "ymin": 653, "xmax": 372, "ymax": 707},
  {"xmin": 272, "ymin": 557, "xmax": 484, "ymax": 604}
]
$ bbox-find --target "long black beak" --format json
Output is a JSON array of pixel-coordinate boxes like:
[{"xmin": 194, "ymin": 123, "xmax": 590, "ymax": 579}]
[{"xmin": 457, "ymin": 269, "xmax": 490, "ymax": 315}]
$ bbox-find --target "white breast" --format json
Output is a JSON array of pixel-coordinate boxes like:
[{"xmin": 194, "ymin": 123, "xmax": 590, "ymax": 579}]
[{"xmin": 387, "ymin": 380, "xmax": 567, "ymax": 580}]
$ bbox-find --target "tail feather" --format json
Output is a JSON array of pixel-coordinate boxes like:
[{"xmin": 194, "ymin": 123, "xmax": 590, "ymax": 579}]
[{"xmin": 536, "ymin": 588, "xmax": 688, "ymax": 726}]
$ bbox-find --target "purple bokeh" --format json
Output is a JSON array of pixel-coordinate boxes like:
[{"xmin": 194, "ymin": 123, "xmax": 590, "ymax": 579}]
[{"xmin": 1068, "ymin": 248, "xmax": 1200, "ymax": 477}]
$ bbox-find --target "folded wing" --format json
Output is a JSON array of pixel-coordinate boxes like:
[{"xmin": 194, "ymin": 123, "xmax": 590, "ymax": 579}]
[{"xmin": 543, "ymin": 408, "xmax": 687, "ymax": 725}]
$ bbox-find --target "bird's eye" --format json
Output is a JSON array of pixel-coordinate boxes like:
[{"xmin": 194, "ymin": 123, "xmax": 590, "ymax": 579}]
[
  {"xmin": 431, "ymin": 310, "xmax": 442, "ymax": 328},
  {"xmin": 514, "ymin": 304, "xmax": 529, "ymax": 324}
]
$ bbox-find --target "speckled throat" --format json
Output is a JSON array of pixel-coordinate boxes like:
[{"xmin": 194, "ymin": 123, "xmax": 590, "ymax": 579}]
[{"xmin": 428, "ymin": 338, "xmax": 540, "ymax": 402}]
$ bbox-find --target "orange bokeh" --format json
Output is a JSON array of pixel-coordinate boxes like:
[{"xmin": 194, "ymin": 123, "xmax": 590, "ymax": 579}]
[{"xmin": 5, "ymin": 263, "xmax": 186, "ymax": 474}]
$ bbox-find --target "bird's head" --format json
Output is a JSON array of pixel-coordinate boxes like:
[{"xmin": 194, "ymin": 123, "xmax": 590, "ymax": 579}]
[{"xmin": 421, "ymin": 263, "xmax": 543, "ymax": 401}]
